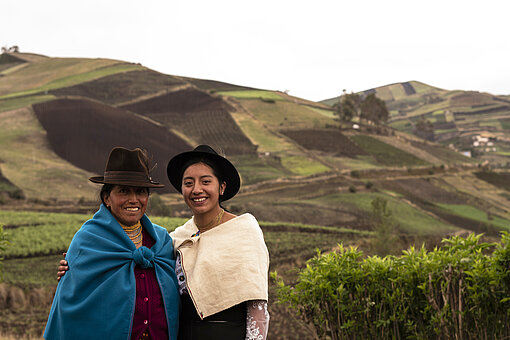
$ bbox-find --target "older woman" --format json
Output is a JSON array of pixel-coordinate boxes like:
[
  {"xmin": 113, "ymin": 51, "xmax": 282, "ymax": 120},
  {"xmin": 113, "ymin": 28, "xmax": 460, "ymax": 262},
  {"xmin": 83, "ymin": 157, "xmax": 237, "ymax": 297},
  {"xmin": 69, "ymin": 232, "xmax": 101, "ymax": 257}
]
[
  {"xmin": 46, "ymin": 147, "xmax": 180, "ymax": 340},
  {"xmin": 167, "ymin": 145, "xmax": 270, "ymax": 340}
]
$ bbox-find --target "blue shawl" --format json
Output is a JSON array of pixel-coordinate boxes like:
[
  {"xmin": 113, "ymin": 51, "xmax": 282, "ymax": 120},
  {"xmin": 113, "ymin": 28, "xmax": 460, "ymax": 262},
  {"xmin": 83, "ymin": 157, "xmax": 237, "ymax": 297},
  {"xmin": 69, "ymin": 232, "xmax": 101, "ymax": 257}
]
[{"xmin": 44, "ymin": 204, "xmax": 180, "ymax": 340}]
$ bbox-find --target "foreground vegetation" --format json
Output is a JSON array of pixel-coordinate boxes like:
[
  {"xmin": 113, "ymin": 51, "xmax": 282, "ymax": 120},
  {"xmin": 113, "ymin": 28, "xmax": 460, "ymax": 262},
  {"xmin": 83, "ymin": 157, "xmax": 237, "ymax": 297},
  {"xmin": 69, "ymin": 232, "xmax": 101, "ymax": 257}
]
[{"xmin": 274, "ymin": 233, "xmax": 510, "ymax": 339}]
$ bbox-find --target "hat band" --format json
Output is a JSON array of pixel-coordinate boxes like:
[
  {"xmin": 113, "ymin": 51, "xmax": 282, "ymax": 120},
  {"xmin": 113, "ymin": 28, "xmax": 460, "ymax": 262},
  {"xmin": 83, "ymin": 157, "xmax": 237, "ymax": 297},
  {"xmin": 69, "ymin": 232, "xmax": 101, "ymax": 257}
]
[{"xmin": 104, "ymin": 171, "xmax": 151, "ymax": 183}]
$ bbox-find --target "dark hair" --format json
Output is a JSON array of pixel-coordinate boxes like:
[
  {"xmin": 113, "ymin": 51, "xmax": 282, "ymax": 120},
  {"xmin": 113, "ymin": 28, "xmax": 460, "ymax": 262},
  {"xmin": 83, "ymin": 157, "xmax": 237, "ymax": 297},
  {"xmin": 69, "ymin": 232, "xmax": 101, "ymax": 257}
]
[
  {"xmin": 99, "ymin": 184, "xmax": 150, "ymax": 206},
  {"xmin": 180, "ymin": 157, "xmax": 227, "ymax": 204}
]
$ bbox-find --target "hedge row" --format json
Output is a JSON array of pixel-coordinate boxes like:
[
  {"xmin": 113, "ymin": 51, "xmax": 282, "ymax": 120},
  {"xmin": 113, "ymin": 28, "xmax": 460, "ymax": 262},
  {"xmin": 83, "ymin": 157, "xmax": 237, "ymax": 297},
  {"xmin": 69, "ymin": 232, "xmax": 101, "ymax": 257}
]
[{"xmin": 273, "ymin": 233, "xmax": 510, "ymax": 339}]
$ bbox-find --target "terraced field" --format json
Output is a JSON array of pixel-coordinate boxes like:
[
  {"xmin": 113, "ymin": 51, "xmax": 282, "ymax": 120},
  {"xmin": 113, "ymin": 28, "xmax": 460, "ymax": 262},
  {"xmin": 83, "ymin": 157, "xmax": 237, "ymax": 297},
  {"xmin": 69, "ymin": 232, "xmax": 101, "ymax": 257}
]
[
  {"xmin": 50, "ymin": 69, "xmax": 187, "ymax": 105},
  {"xmin": 350, "ymin": 135, "xmax": 429, "ymax": 167},
  {"xmin": 120, "ymin": 88, "xmax": 257, "ymax": 156},
  {"xmin": 280, "ymin": 129, "xmax": 367, "ymax": 157}
]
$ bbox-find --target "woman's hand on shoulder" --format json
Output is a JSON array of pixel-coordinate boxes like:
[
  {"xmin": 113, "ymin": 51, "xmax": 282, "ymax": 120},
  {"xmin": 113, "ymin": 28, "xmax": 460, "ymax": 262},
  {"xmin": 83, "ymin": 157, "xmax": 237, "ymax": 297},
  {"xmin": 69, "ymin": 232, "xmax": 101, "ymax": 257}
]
[{"xmin": 57, "ymin": 252, "xmax": 69, "ymax": 281}]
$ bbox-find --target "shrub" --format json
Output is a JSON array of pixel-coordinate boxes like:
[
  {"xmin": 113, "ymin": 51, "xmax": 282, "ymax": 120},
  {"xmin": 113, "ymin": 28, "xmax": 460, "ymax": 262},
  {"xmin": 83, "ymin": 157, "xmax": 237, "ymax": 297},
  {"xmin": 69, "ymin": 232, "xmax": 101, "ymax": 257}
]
[
  {"xmin": 273, "ymin": 233, "xmax": 510, "ymax": 339},
  {"xmin": 365, "ymin": 181, "xmax": 374, "ymax": 189},
  {"xmin": 8, "ymin": 189, "xmax": 25, "ymax": 200},
  {"xmin": 350, "ymin": 170, "xmax": 360, "ymax": 178},
  {"xmin": 259, "ymin": 97, "xmax": 275, "ymax": 103},
  {"xmin": 371, "ymin": 197, "xmax": 398, "ymax": 256},
  {"xmin": 348, "ymin": 185, "xmax": 357, "ymax": 193}
]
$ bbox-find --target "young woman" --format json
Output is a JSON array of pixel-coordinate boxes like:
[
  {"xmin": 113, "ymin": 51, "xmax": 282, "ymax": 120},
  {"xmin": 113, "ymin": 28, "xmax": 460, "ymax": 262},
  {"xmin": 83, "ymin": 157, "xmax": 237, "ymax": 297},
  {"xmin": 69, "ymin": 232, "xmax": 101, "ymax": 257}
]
[
  {"xmin": 47, "ymin": 147, "xmax": 180, "ymax": 340},
  {"xmin": 167, "ymin": 145, "xmax": 270, "ymax": 340}
]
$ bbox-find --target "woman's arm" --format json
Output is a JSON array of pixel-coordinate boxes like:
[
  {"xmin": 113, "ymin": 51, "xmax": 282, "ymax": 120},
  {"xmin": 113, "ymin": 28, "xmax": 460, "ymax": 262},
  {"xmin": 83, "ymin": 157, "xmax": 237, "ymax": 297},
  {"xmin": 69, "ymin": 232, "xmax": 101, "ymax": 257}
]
[{"xmin": 246, "ymin": 300, "xmax": 270, "ymax": 340}]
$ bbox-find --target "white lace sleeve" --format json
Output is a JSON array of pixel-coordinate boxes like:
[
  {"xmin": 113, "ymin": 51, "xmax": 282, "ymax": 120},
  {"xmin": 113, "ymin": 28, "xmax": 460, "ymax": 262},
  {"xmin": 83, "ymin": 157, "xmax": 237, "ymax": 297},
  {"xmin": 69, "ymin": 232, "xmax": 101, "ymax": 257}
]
[{"xmin": 246, "ymin": 300, "xmax": 270, "ymax": 340}]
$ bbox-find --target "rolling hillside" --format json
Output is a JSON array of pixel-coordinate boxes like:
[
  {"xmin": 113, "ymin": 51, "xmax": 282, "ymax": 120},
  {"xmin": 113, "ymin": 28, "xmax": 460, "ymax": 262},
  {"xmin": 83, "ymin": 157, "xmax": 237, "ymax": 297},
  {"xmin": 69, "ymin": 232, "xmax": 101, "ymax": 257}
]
[
  {"xmin": 0, "ymin": 52, "xmax": 504, "ymax": 224},
  {"xmin": 1, "ymin": 52, "xmax": 510, "ymax": 237},
  {"xmin": 3, "ymin": 51, "xmax": 510, "ymax": 339}
]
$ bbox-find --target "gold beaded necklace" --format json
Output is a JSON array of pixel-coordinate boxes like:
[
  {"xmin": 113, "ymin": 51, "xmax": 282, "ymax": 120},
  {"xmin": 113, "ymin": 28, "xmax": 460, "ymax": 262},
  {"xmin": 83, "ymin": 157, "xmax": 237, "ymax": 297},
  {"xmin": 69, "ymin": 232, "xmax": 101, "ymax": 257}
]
[
  {"xmin": 193, "ymin": 209, "xmax": 224, "ymax": 235},
  {"xmin": 121, "ymin": 221, "xmax": 143, "ymax": 248}
]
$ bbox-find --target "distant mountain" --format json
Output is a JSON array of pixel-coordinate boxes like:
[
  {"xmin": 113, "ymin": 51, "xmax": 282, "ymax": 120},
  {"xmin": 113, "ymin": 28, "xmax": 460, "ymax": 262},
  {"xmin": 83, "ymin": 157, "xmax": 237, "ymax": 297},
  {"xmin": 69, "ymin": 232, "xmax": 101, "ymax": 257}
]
[{"xmin": 321, "ymin": 81, "xmax": 510, "ymax": 163}]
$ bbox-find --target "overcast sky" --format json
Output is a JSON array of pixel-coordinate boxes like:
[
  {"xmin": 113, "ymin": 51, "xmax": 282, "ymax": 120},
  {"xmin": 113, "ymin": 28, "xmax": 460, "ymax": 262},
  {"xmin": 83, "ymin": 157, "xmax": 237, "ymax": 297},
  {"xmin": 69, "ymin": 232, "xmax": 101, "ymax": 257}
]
[{"xmin": 2, "ymin": 0, "xmax": 509, "ymax": 101}]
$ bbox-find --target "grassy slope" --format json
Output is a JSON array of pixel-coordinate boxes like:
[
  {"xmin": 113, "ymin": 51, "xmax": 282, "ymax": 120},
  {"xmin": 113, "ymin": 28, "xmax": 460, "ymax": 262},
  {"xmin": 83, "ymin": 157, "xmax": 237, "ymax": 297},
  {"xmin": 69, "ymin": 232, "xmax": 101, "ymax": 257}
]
[
  {"xmin": 310, "ymin": 191, "xmax": 457, "ymax": 235},
  {"xmin": 0, "ymin": 107, "xmax": 97, "ymax": 201},
  {"xmin": 0, "ymin": 57, "xmax": 121, "ymax": 96},
  {"xmin": 0, "ymin": 56, "xmax": 145, "ymax": 115}
]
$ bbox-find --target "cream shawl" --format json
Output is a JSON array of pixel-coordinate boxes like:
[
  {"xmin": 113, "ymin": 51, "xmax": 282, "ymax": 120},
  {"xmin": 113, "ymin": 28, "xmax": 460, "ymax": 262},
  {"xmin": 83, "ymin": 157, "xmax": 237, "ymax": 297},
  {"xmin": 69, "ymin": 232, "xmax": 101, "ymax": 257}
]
[{"xmin": 170, "ymin": 213, "xmax": 269, "ymax": 318}]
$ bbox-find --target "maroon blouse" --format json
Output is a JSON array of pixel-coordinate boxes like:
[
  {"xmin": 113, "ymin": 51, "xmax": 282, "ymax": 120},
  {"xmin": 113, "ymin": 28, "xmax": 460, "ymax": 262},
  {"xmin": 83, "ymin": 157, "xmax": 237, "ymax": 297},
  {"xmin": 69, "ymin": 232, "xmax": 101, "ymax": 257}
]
[{"xmin": 131, "ymin": 228, "xmax": 169, "ymax": 340}]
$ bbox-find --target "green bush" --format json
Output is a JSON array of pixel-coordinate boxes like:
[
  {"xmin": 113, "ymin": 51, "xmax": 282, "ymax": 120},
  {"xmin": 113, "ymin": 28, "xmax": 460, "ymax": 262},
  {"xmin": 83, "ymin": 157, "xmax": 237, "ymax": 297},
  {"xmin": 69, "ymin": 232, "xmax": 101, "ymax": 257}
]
[
  {"xmin": 273, "ymin": 233, "xmax": 510, "ymax": 339},
  {"xmin": 350, "ymin": 170, "xmax": 360, "ymax": 178}
]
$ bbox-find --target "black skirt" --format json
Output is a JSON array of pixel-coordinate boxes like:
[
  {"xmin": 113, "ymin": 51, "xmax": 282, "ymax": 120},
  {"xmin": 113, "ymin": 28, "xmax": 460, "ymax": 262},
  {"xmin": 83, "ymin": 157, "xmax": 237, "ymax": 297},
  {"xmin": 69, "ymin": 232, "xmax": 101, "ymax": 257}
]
[{"xmin": 178, "ymin": 294, "xmax": 246, "ymax": 340}]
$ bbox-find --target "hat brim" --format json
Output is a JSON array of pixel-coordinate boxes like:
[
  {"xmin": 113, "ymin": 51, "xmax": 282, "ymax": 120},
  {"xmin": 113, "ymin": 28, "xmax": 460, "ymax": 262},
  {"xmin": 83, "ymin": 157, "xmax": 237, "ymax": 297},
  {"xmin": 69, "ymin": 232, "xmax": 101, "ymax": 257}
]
[
  {"xmin": 89, "ymin": 176, "xmax": 165, "ymax": 188},
  {"xmin": 167, "ymin": 150, "xmax": 240, "ymax": 201}
]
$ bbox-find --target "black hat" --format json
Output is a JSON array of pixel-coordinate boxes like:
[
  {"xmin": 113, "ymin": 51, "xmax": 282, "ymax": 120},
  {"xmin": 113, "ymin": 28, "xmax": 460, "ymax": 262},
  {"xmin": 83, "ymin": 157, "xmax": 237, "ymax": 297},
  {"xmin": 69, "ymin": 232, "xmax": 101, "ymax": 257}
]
[
  {"xmin": 167, "ymin": 145, "xmax": 240, "ymax": 201},
  {"xmin": 90, "ymin": 147, "xmax": 164, "ymax": 188}
]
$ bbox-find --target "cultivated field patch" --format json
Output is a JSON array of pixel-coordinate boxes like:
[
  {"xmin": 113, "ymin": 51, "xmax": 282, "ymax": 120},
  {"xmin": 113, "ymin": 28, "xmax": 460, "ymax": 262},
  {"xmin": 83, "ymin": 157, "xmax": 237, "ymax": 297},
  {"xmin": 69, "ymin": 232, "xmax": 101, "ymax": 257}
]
[
  {"xmin": 120, "ymin": 87, "xmax": 233, "ymax": 114},
  {"xmin": 119, "ymin": 88, "xmax": 257, "ymax": 155},
  {"xmin": 474, "ymin": 171, "xmax": 510, "ymax": 191},
  {"xmin": 180, "ymin": 77, "xmax": 255, "ymax": 92},
  {"xmin": 0, "ymin": 59, "xmax": 142, "ymax": 98},
  {"xmin": 0, "ymin": 95, "xmax": 55, "ymax": 113},
  {"xmin": 281, "ymin": 129, "xmax": 367, "ymax": 157},
  {"xmin": 350, "ymin": 135, "xmax": 429, "ymax": 167},
  {"xmin": 409, "ymin": 140, "xmax": 473, "ymax": 164},
  {"xmin": 216, "ymin": 90, "xmax": 284, "ymax": 101},
  {"xmin": 280, "ymin": 155, "xmax": 330, "ymax": 176},
  {"xmin": 378, "ymin": 178, "xmax": 467, "ymax": 205},
  {"xmin": 50, "ymin": 70, "xmax": 186, "ymax": 105},
  {"xmin": 229, "ymin": 110, "xmax": 297, "ymax": 153},
  {"xmin": 239, "ymin": 99, "xmax": 337, "ymax": 130}
]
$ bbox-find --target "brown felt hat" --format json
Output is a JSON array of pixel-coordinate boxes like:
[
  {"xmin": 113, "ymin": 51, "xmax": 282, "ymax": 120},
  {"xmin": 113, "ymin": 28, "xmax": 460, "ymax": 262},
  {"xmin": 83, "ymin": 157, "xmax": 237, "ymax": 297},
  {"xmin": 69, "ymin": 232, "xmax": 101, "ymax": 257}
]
[
  {"xmin": 89, "ymin": 147, "xmax": 164, "ymax": 188},
  {"xmin": 167, "ymin": 145, "xmax": 240, "ymax": 201}
]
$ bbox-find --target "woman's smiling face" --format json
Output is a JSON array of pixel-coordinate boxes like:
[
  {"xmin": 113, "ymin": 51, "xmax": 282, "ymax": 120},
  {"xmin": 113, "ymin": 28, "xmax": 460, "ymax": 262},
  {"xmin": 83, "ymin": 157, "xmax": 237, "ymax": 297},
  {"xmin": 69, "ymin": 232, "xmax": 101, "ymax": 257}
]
[
  {"xmin": 104, "ymin": 185, "xmax": 149, "ymax": 226},
  {"xmin": 181, "ymin": 162, "xmax": 226, "ymax": 216}
]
